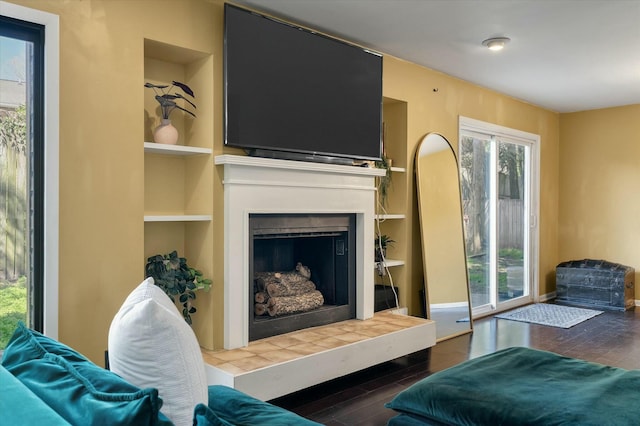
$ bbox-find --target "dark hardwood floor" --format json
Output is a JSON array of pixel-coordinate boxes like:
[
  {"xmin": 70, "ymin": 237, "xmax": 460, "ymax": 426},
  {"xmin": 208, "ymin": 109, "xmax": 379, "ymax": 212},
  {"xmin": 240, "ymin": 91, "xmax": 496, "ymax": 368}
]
[{"xmin": 271, "ymin": 306, "xmax": 640, "ymax": 425}]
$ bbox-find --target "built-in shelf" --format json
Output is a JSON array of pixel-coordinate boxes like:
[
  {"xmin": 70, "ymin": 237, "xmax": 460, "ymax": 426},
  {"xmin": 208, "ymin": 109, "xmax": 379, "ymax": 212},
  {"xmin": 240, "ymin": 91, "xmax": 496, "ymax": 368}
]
[
  {"xmin": 142, "ymin": 38, "xmax": 215, "ymax": 351},
  {"xmin": 376, "ymin": 259, "xmax": 404, "ymax": 268},
  {"xmin": 144, "ymin": 142, "xmax": 212, "ymax": 156},
  {"xmin": 144, "ymin": 215, "xmax": 212, "ymax": 222},
  {"xmin": 375, "ymin": 214, "xmax": 405, "ymax": 220},
  {"xmin": 376, "ymin": 98, "xmax": 408, "ymax": 308}
]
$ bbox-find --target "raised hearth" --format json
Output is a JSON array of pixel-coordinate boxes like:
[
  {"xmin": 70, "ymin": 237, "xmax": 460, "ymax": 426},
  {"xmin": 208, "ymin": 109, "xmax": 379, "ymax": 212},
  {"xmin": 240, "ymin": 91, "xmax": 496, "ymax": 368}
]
[{"xmin": 202, "ymin": 311, "xmax": 435, "ymax": 400}]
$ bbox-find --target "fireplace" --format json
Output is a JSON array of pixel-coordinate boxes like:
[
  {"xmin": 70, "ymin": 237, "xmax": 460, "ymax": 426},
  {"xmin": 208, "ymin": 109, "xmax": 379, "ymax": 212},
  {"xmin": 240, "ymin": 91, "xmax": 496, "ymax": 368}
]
[
  {"xmin": 209, "ymin": 155, "xmax": 436, "ymax": 399},
  {"xmin": 215, "ymin": 154, "xmax": 385, "ymax": 349},
  {"xmin": 250, "ymin": 213, "xmax": 356, "ymax": 340}
]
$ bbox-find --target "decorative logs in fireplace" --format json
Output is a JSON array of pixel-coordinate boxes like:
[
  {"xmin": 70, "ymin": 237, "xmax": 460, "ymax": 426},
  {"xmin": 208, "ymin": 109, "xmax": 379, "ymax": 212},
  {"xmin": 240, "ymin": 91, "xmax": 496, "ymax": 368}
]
[
  {"xmin": 254, "ymin": 262, "xmax": 325, "ymax": 317},
  {"xmin": 266, "ymin": 291, "xmax": 325, "ymax": 317}
]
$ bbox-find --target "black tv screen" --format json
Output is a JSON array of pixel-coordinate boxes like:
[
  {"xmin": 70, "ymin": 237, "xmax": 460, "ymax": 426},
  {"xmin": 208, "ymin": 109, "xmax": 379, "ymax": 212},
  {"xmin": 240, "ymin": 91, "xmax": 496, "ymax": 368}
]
[{"xmin": 224, "ymin": 4, "xmax": 383, "ymax": 164}]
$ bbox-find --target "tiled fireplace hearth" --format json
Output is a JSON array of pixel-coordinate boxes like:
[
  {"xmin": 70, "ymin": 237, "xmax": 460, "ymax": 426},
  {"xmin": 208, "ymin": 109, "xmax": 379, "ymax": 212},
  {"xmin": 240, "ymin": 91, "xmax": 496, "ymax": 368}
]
[{"xmin": 209, "ymin": 155, "xmax": 435, "ymax": 399}]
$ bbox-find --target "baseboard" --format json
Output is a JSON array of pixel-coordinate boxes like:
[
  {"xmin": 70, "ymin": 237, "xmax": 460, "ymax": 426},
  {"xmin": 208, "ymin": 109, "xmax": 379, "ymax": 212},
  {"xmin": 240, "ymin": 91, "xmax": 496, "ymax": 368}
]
[{"xmin": 539, "ymin": 291, "xmax": 556, "ymax": 302}]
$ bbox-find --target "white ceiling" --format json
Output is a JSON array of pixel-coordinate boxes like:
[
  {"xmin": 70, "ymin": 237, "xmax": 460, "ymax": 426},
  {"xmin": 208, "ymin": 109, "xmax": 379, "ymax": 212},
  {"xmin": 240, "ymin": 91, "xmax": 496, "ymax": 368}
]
[{"xmin": 233, "ymin": 0, "xmax": 640, "ymax": 113}]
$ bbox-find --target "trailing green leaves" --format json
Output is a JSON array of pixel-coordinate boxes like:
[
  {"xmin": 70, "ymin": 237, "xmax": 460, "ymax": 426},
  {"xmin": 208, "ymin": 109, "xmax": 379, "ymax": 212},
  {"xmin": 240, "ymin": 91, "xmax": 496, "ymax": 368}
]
[{"xmin": 145, "ymin": 250, "xmax": 212, "ymax": 325}]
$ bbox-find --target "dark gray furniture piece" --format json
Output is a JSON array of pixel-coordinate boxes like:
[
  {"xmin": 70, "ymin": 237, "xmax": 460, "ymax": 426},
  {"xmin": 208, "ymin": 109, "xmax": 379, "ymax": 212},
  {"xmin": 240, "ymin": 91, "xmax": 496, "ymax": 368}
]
[{"xmin": 556, "ymin": 259, "xmax": 635, "ymax": 311}]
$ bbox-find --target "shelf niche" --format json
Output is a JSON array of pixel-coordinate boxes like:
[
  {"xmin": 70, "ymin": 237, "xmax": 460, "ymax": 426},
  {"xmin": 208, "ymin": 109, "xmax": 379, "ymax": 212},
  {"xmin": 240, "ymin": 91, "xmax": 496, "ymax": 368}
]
[
  {"xmin": 142, "ymin": 38, "xmax": 215, "ymax": 333},
  {"xmin": 143, "ymin": 38, "xmax": 212, "ymax": 148},
  {"xmin": 375, "ymin": 97, "xmax": 408, "ymax": 309}
]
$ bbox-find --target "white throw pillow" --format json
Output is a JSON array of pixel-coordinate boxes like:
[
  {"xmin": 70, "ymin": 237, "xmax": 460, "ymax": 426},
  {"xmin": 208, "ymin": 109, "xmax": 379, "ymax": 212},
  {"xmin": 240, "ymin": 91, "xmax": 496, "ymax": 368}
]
[{"xmin": 108, "ymin": 277, "xmax": 208, "ymax": 426}]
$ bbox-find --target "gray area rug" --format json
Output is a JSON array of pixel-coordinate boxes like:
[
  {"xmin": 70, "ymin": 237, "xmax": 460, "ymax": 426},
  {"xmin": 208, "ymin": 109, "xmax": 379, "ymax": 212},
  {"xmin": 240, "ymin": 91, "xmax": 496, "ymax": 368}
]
[{"xmin": 495, "ymin": 303, "xmax": 604, "ymax": 328}]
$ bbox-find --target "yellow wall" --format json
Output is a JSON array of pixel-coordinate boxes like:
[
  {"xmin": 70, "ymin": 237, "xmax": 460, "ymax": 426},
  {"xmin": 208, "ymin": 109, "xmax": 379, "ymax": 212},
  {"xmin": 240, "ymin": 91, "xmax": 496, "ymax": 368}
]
[
  {"xmin": 382, "ymin": 58, "xmax": 560, "ymax": 315},
  {"xmin": 559, "ymin": 105, "xmax": 640, "ymax": 298},
  {"xmin": 7, "ymin": 0, "xmax": 565, "ymax": 364},
  {"xmin": 5, "ymin": 0, "xmax": 225, "ymax": 363}
]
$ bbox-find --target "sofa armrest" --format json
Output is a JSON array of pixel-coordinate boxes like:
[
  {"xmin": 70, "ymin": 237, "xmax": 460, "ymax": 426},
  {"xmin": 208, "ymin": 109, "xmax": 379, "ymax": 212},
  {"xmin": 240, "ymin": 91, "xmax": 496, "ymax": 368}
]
[{"xmin": 0, "ymin": 365, "xmax": 71, "ymax": 425}]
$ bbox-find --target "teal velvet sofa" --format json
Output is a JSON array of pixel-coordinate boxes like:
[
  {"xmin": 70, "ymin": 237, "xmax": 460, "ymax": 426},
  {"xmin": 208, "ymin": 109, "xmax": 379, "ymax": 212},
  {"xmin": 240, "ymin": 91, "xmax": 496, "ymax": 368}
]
[
  {"xmin": 1, "ymin": 323, "xmax": 321, "ymax": 426},
  {"xmin": 385, "ymin": 347, "xmax": 640, "ymax": 425}
]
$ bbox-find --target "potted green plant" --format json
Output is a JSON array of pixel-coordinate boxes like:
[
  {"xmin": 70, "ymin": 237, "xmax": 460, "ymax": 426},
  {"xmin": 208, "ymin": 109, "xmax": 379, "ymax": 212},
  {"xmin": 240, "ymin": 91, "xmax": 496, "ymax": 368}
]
[
  {"xmin": 375, "ymin": 153, "xmax": 393, "ymax": 208},
  {"xmin": 145, "ymin": 80, "xmax": 196, "ymax": 144},
  {"xmin": 144, "ymin": 250, "xmax": 211, "ymax": 325},
  {"xmin": 374, "ymin": 234, "xmax": 395, "ymax": 262}
]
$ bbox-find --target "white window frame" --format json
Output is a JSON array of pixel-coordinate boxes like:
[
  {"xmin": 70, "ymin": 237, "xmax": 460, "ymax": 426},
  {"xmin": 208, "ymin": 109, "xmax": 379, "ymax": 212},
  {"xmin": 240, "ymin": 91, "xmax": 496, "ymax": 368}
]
[
  {"xmin": 0, "ymin": 1, "xmax": 59, "ymax": 338},
  {"xmin": 459, "ymin": 116, "xmax": 541, "ymax": 313}
]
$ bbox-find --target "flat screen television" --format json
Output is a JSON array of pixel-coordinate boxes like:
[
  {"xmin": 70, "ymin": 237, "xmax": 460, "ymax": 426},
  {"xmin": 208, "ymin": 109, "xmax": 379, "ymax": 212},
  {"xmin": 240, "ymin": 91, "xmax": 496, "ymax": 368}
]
[{"xmin": 224, "ymin": 4, "xmax": 383, "ymax": 165}]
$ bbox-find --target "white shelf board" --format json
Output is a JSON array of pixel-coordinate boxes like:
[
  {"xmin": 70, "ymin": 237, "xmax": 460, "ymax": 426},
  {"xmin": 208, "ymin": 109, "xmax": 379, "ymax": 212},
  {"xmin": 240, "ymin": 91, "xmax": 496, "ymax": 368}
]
[
  {"xmin": 375, "ymin": 214, "xmax": 406, "ymax": 220},
  {"xmin": 144, "ymin": 214, "xmax": 212, "ymax": 222},
  {"xmin": 376, "ymin": 259, "xmax": 404, "ymax": 268},
  {"xmin": 144, "ymin": 142, "xmax": 212, "ymax": 156},
  {"xmin": 390, "ymin": 166, "xmax": 406, "ymax": 173}
]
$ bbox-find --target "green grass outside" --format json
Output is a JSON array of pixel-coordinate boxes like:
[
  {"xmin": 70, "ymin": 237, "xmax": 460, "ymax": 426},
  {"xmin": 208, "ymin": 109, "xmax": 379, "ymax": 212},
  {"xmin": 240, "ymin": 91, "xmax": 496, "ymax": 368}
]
[
  {"xmin": 0, "ymin": 277, "xmax": 27, "ymax": 349},
  {"xmin": 467, "ymin": 248, "xmax": 523, "ymax": 296}
]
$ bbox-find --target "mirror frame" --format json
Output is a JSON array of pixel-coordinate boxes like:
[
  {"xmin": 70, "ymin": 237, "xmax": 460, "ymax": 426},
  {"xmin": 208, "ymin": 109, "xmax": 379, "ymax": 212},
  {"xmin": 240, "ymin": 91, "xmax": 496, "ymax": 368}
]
[{"xmin": 415, "ymin": 132, "xmax": 473, "ymax": 341}]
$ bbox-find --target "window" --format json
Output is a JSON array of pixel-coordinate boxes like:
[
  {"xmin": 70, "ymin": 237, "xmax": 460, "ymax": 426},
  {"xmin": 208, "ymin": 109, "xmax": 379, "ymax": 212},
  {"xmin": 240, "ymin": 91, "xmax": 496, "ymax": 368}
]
[
  {"xmin": 1, "ymin": 1, "xmax": 59, "ymax": 345},
  {"xmin": 459, "ymin": 117, "xmax": 540, "ymax": 316}
]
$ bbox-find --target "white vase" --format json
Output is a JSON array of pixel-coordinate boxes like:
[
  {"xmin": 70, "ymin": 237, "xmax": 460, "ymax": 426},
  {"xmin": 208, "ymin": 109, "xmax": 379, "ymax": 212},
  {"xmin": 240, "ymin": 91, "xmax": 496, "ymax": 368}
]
[{"xmin": 153, "ymin": 119, "xmax": 179, "ymax": 145}]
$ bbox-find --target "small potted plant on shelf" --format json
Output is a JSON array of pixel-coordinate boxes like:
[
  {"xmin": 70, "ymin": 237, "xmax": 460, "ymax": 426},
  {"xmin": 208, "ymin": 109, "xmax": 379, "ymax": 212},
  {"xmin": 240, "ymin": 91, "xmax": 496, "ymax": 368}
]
[
  {"xmin": 145, "ymin": 250, "xmax": 212, "ymax": 325},
  {"xmin": 374, "ymin": 234, "xmax": 395, "ymax": 262},
  {"xmin": 375, "ymin": 153, "xmax": 393, "ymax": 208},
  {"xmin": 145, "ymin": 80, "xmax": 196, "ymax": 145}
]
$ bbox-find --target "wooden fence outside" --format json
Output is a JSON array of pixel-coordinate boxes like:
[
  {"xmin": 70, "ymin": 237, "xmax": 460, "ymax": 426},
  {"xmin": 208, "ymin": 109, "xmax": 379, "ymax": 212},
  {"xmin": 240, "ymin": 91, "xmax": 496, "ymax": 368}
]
[
  {"xmin": 498, "ymin": 199, "xmax": 524, "ymax": 249},
  {"xmin": 463, "ymin": 198, "xmax": 524, "ymax": 253},
  {"xmin": 0, "ymin": 145, "xmax": 28, "ymax": 282}
]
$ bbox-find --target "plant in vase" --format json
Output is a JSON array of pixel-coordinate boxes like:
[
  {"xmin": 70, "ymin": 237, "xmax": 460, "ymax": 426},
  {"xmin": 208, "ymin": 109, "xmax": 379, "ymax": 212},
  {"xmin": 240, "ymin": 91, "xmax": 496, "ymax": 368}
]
[
  {"xmin": 375, "ymin": 153, "xmax": 393, "ymax": 208},
  {"xmin": 375, "ymin": 233, "xmax": 395, "ymax": 262},
  {"xmin": 145, "ymin": 81, "xmax": 196, "ymax": 145},
  {"xmin": 144, "ymin": 250, "xmax": 211, "ymax": 325}
]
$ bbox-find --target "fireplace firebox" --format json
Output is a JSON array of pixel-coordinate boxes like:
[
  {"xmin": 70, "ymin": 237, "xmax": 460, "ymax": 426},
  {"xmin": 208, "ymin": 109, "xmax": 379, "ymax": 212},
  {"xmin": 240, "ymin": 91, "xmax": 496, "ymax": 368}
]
[{"xmin": 249, "ymin": 213, "xmax": 356, "ymax": 341}]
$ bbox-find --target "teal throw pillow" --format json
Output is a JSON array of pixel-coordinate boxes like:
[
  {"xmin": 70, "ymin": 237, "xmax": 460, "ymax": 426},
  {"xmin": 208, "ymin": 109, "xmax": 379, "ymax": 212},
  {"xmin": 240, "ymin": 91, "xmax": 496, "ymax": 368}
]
[{"xmin": 2, "ymin": 322, "xmax": 167, "ymax": 426}]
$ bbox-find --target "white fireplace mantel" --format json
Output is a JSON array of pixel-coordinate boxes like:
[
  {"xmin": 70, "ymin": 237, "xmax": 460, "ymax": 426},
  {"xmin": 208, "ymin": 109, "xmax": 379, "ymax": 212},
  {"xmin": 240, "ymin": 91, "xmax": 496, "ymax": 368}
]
[{"xmin": 215, "ymin": 155, "xmax": 386, "ymax": 349}]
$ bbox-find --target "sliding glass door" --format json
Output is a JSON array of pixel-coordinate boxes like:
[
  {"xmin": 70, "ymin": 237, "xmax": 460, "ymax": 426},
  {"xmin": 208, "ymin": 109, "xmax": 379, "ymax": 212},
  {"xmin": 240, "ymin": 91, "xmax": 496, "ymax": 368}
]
[{"xmin": 459, "ymin": 117, "xmax": 538, "ymax": 316}]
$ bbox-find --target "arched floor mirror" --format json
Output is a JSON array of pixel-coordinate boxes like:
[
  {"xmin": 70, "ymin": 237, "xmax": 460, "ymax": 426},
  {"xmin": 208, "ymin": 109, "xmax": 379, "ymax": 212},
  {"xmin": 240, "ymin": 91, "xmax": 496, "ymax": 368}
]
[{"xmin": 416, "ymin": 133, "xmax": 473, "ymax": 341}]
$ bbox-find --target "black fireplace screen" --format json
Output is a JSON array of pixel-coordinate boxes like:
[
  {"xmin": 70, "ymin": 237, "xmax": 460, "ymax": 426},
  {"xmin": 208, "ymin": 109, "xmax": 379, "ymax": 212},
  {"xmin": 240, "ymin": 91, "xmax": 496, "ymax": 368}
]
[{"xmin": 249, "ymin": 213, "xmax": 356, "ymax": 341}]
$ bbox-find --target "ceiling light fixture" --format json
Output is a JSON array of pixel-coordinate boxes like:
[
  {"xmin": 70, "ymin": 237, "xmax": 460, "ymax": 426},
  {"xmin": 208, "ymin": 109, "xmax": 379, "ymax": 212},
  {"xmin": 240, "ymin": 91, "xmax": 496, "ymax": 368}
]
[{"xmin": 482, "ymin": 37, "xmax": 510, "ymax": 51}]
